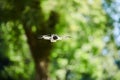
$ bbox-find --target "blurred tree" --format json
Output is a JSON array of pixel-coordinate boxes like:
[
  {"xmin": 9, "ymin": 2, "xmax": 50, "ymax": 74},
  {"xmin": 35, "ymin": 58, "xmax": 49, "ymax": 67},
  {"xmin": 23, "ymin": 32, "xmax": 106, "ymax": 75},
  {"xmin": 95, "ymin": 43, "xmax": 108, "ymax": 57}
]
[
  {"xmin": 0, "ymin": 0, "xmax": 59, "ymax": 80},
  {"xmin": 1, "ymin": 0, "xmax": 120, "ymax": 80}
]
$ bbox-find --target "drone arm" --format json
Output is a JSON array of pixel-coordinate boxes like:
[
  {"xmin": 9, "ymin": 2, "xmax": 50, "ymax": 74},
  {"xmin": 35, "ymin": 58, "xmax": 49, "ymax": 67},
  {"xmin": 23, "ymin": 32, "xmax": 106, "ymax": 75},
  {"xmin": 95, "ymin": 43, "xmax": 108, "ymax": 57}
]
[{"xmin": 38, "ymin": 35, "xmax": 51, "ymax": 40}]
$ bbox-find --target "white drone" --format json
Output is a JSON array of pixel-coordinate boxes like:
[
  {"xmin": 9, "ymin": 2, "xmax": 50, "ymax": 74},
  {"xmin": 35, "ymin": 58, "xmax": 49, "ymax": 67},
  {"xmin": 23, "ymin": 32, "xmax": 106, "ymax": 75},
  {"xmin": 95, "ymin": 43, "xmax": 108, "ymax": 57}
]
[{"xmin": 38, "ymin": 34, "xmax": 71, "ymax": 42}]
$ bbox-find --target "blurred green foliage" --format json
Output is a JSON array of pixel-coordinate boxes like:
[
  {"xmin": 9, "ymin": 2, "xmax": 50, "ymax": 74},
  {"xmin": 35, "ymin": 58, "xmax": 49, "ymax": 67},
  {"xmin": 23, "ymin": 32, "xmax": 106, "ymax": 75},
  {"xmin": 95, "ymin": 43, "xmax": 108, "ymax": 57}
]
[
  {"xmin": 0, "ymin": 0, "xmax": 120, "ymax": 80},
  {"xmin": 0, "ymin": 21, "xmax": 34, "ymax": 80},
  {"xmin": 46, "ymin": 0, "xmax": 120, "ymax": 80}
]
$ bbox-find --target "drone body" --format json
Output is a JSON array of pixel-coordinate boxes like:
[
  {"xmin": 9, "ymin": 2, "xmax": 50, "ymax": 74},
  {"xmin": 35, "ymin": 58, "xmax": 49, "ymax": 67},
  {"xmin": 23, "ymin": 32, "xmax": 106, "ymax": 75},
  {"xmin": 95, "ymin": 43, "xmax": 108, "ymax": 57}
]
[{"xmin": 38, "ymin": 34, "xmax": 70, "ymax": 42}]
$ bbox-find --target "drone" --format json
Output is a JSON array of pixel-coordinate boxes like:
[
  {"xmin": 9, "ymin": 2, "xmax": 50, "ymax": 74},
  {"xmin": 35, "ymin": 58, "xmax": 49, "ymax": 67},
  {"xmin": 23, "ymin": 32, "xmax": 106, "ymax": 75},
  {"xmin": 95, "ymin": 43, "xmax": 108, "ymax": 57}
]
[{"xmin": 38, "ymin": 34, "xmax": 71, "ymax": 42}]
